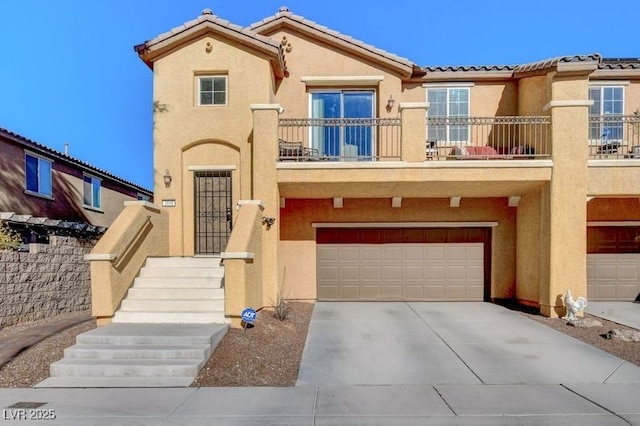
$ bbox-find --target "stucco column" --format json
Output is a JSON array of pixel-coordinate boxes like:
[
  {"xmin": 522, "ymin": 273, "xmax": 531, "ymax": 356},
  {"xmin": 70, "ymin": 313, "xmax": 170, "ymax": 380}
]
[
  {"xmin": 399, "ymin": 102, "xmax": 429, "ymax": 163},
  {"xmin": 250, "ymin": 104, "xmax": 281, "ymax": 307},
  {"xmin": 539, "ymin": 71, "xmax": 594, "ymax": 317}
]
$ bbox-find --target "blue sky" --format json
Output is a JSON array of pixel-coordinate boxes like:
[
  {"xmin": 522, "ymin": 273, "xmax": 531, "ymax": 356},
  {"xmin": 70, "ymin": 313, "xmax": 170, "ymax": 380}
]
[{"xmin": 1, "ymin": 1, "xmax": 639, "ymax": 190}]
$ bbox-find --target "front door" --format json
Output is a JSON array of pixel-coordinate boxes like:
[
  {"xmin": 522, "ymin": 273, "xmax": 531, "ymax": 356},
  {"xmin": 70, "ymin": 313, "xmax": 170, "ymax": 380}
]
[{"xmin": 194, "ymin": 171, "xmax": 232, "ymax": 255}]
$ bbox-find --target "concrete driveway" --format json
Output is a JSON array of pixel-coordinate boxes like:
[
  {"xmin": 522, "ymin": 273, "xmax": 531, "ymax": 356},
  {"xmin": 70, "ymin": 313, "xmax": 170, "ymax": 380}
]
[{"xmin": 296, "ymin": 302, "xmax": 640, "ymax": 386}]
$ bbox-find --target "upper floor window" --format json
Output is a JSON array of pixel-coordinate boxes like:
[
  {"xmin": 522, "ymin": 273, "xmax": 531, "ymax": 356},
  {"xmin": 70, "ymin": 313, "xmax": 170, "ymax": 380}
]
[
  {"xmin": 137, "ymin": 193, "xmax": 151, "ymax": 202},
  {"xmin": 426, "ymin": 87, "xmax": 470, "ymax": 143},
  {"xmin": 589, "ymin": 86, "xmax": 624, "ymax": 142},
  {"xmin": 310, "ymin": 90, "xmax": 374, "ymax": 158},
  {"xmin": 25, "ymin": 153, "xmax": 52, "ymax": 197},
  {"xmin": 83, "ymin": 175, "xmax": 101, "ymax": 210},
  {"xmin": 198, "ymin": 76, "xmax": 227, "ymax": 106}
]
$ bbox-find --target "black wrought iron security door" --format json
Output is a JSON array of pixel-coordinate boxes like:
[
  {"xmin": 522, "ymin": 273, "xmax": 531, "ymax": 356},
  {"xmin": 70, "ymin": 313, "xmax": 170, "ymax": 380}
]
[{"xmin": 194, "ymin": 171, "xmax": 232, "ymax": 255}]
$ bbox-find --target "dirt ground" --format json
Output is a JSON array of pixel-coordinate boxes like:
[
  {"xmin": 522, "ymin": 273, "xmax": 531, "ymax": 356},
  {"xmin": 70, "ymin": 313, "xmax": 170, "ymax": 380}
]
[{"xmin": 0, "ymin": 301, "xmax": 638, "ymax": 388}]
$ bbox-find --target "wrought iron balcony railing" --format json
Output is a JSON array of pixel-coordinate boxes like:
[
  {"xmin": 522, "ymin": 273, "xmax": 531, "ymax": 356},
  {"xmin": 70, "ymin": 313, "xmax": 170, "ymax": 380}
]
[
  {"xmin": 425, "ymin": 116, "xmax": 551, "ymax": 160},
  {"xmin": 588, "ymin": 115, "xmax": 640, "ymax": 159},
  {"xmin": 278, "ymin": 118, "xmax": 401, "ymax": 161}
]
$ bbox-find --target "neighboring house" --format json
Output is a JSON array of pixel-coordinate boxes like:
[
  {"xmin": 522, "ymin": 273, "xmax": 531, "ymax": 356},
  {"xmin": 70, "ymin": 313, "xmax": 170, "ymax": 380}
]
[
  {"xmin": 0, "ymin": 126, "xmax": 153, "ymax": 232},
  {"xmin": 88, "ymin": 7, "xmax": 640, "ymax": 326}
]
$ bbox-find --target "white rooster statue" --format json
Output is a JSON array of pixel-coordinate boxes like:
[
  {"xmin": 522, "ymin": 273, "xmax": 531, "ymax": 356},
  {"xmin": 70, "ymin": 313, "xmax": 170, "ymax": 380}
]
[{"xmin": 563, "ymin": 289, "xmax": 587, "ymax": 321}]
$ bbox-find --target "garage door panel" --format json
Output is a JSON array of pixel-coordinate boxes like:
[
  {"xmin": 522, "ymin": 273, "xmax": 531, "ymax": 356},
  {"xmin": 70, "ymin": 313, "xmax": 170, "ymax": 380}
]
[
  {"xmin": 361, "ymin": 246, "xmax": 382, "ymax": 261},
  {"xmin": 383, "ymin": 266, "xmax": 402, "ymax": 280},
  {"xmin": 361, "ymin": 285, "xmax": 382, "ymax": 299},
  {"xmin": 617, "ymin": 265, "xmax": 639, "ymax": 280},
  {"xmin": 403, "ymin": 246, "xmax": 424, "ymax": 261},
  {"xmin": 340, "ymin": 247, "xmax": 362, "ymax": 261},
  {"xmin": 340, "ymin": 286, "xmax": 360, "ymax": 299},
  {"xmin": 318, "ymin": 246, "xmax": 339, "ymax": 261},
  {"xmin": 445, "ymin": 285, "xmax": 468, "ymax": 300},
  {"xmin": 403, "ymin": 266, "xmax": 424, "ymax": 281},
  {"xmin": 425, "ymin": 266, "xmax": 445, "ymax": 280},
  {"xmin": 340, "ymin": 266, "xmax": 361, "ymax": 281},
  {"xmin": 361, "ymin": 265, "xmax": 381, "ymax": 281},
  {"xmin": 381, "ymin": 285, "xmax": 402, "ymax": 299},
  {"xmin": 446, "ymin": 246, "xmax": 468, "ymax": 261},
  {"xmin": 404, "ymin": 285, "xmax": 423, "ymax": 299},
  {"xmin": 425, "ymin": 246, "xmax": 445, "ymax": 261},
  {"xmin": 446, "ymin": 265, "xmax": 468, "ymax": 280},
  {"xmin": 588, "ymin": 253, "xmax": 640, "ymax": 301},
  {"xmin": 383, "ymin": 246, "xmax": 403, "ymax": 261},
  {"xmin": 427, "ymin": 286, "xmax": 445, "ymax": 299},
  {"xmin": 318, "ymin": 242, "xmax": 485, "ymax": 301}
]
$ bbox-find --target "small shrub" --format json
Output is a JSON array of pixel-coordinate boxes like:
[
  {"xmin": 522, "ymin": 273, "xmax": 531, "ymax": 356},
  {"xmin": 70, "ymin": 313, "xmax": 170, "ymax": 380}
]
[
  {"xmin": 272, "ymin": 295, "xmax": 292, "ymax": 321},
  {"xmin": 0, "ymin": 221, "xmax": 22, "ymax": 252}
]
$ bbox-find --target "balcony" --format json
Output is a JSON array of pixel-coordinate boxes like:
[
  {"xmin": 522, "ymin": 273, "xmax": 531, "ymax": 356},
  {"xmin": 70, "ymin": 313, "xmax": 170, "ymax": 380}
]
[
  {"xmin": 588, "ymin": 115, "xmax": 640, "ymax": 159},
  {"xmin": 277, "ymin": 116, "xmax": 551, "ymax": 162},
  {"xmin": 278, "ymin": 118, "xmax": 401, "ymax": 161},
  {"xmin": 425, "ymin": 116, "xmax": 551, "ymax": 160}
]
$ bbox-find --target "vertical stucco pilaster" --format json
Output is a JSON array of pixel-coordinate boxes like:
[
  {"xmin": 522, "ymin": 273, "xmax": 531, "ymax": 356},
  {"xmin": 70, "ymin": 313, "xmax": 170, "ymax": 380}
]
[
  {"xmin": 250, "ymin": 104, "xmax": 281, "ymax": 307},
  {"xmin": 539, "ymin": 69, "xmax": 594, "ymax": 317},
  {"xmin": 399, "ymin": 102, "xmax": 429, "ymax": 162}
]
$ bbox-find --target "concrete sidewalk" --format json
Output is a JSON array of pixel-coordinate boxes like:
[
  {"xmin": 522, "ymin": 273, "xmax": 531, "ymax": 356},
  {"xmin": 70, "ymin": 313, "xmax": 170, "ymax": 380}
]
[
  {"xmin": 0, "ymin": 314, "xmax": 93, "ymax": 366},
  {"xmin": 0, "ymin": 385, "xmax": 638, "ymax": 425}
]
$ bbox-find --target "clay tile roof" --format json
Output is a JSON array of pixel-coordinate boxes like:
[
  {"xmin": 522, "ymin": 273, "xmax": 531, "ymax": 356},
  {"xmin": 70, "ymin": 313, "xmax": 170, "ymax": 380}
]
[
  {"xmin": 137, "ymin": 9, "xmax": 281, "ymax": 56},
  {"xmin": 599, "ymin": 58, "xmax": 640, "ymax": 70},
  {"xmin": 514, "ymin": 53, "xmax": 602, "ymax": 74},
  {"xmin": 0, "ymin": 127, "xmax": 152, "ymax": 195},
  {"xmin": 248, "ymin": 7, "xmax": 415, "ymax": 75},
  {"xmin": 422, "ymin": 64, "xmax": 517, "ymax": 73}
]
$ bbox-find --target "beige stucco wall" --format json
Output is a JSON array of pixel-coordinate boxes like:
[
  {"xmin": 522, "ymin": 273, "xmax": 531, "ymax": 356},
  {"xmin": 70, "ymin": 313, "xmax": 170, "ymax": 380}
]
[
  {"xmin": 517, "ymin": 75, "xmax": 548, "ymax": 116},
  {"xmin": 471, "ymin": 82, "xmax": 518, "ymax": 117},
  {"xmin": 268, "ymin": 28, "xmax": 410, "ymax": 119},
  {"xmin": 540, "ymin": 72, "xmax": 591, "ymax": 316},
  {"xmin": 152, "ymin": 35, "xmax": 275, "ymax": 255},
  {"xmin": 515, "ymin": 189, "xmax": 543, "ymax": 304},
  {"xmin": 89, "ymin": 202, "xmax": 169, "ymax": 323}
]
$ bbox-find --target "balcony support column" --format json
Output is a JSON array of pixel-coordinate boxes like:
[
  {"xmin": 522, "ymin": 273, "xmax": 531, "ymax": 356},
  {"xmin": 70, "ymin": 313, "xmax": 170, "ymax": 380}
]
[
  {"xmin": 250, "ymin": 104, "xmax": 282, "ymax": 308},
  {"xmin": 538, "ymin": 70, "xmax": 594, "ymax": 317},
  {"xmin": 399, "ymin": 102, "xmax": 429, "ymax": 163}
]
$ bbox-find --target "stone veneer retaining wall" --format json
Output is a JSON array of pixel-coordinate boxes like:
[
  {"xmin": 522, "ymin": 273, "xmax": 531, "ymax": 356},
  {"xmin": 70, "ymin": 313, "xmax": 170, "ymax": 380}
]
[{"xmin": 0, "ymin": 235, "xmax": 96, "ymax": 328}]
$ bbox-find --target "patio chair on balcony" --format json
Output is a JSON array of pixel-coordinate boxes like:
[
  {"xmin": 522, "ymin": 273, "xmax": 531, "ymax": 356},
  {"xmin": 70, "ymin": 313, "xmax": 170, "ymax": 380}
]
[
  {"xmin": 278, "ymin": 139, "xmax": 320, "ymax": 161},
  {"xmin": 426, "ymin": 139, "xmax": 438, "ymax": 160}
]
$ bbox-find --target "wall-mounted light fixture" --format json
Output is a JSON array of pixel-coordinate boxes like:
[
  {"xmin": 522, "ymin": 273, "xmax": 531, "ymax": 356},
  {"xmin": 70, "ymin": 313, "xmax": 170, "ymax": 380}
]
[
  {"xmin": 163, "ymin": 169, "xmax": 172, "ymax": 188},
  {"xmin": 262, "ymin": 216, "xmax": 275, "ymax": 230},
  {"xmin": 386, "ymin": 95, "xmax": 395, "ymax": 111}
]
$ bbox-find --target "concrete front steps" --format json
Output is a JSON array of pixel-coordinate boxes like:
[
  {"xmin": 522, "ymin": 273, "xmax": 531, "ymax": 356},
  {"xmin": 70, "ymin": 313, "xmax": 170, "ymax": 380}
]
[
  {"xmin": 37, "ymin": 256, "xmax": 230, "ymax": 388},
  {"xmin": 113, "ymin": 256, "xmax": 227, "ymax": 324},
  {"xmin": 37, "ymin": 323, "xmax": 228, "ymax": 388}
]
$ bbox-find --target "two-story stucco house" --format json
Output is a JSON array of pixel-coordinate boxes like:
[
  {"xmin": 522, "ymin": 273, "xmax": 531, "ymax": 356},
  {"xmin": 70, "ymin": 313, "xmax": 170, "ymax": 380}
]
[
  {"xmin": 0, "ymin": 126, "xmax": 153, "ymax": 234},
  {"xmin": 87, "ymin": 7, "xmax": 640, "ymax": 327}
]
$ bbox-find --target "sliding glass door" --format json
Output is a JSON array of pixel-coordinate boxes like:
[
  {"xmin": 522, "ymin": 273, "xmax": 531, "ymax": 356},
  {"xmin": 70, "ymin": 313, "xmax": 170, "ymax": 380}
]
[{"xmin": 311, "ymin": 91, "xmax": 374, "ymax": 159}]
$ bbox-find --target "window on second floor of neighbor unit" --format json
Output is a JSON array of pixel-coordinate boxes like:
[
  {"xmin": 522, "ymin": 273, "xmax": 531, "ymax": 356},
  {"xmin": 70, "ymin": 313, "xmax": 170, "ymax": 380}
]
[
  {"xmin": 25, "ymin": 154, "xmax": 53, "ymax": 197},
  {"xmin": 589, "ymin": 86, "xmax": 624, "ymax": 142},
  {"xmin": 83, "ymin": 175, "xmax": 101, "ymax": 210},
  {"xmin": 426, "ymin": 87, "xmax": 470, "ymax": 143},
  {"xmin": 198, "ymin": 76, "xmax": 227, "ymax": 106}
]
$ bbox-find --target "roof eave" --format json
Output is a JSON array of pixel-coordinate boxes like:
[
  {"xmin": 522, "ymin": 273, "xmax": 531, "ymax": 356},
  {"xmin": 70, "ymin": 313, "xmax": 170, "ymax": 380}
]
[
  {"xmin": 251, "ymin": 16, "xmax": 414, "ymax": 78},
  {"xmin": 422, "ymin": 70, "xmax": 515, "ymax": 82},
  {"xmin": 0, "ymin": 128, "xmax": 152, "ymax": 195},
  {"xmin": 136, "ymin": 21, "xmax": 285, "ymax": 77}
]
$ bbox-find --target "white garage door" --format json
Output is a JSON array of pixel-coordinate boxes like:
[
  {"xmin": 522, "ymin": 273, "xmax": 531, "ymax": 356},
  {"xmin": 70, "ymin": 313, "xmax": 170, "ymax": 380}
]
[
  {"xmin": 317, "ymin": 243, "xmax": 484, "ymax": 301},
  {"xmin": 587, "ymin": 254, "xmax": 640, "ymax": 301}
]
